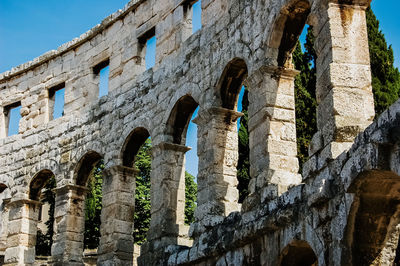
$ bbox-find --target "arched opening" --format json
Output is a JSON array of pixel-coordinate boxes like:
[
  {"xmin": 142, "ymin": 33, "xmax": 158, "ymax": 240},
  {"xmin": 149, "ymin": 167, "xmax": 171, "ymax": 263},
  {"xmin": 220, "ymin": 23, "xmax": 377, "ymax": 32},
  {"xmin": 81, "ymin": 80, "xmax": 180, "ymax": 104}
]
[
  {"xmin": 345, "ymin": 170, "xmax": 400, "ymax": 265},
  {"xmin": 166, "ymin": 94, "xmax": 199, "ymax": 224},
  {"xmin": 74, "ymin": 151, "xmax": 104, "ymax": 257},
  {"xmin": 293, "ymin": 23, "xmax": 317, "ymax": 170},
  {"xmin": 29, "ymin": 170, "xmax": 56, "ymax": 260},
  {"xmin": 75, "ymin": 151, "xmax": 103, "ymax": 187},
  {"xmin": 121, "ymin": 127, "xmax": 152, "ymax": 248},
  {"xmin": 218, "ymin": 58, "xmax": 249, "ymax": 203},
  {"xmin": 268, "ymin": 0, "xmax": 317, "ymax": 176},
  {"xmin": 166, "ymin": 95, "xmax": 198, "ymax": 145},
  {"xmin": 122, "ymin": 127, "xmax": 150, "ymax": 168},
  {"xmin": 151, "ymin": 95, "xmax": 198, "ymax": 241},
  {"xmin": 269, "ymin": 0, "xmax": 311, "ymax": 67},
  {"xmin": 219, "ymin": 58, "xmax": 248, "ymax": 110},
  {"xmin": 29, "ymin": 169, "xmax": 54, "ymax": 201},
  {"xmin": 279, "ymin": 240, "xmax": 318, "ymax": 266},
  {"xmin": 185, "ymin": 107, "xmax": 199, "ymax": 225}
]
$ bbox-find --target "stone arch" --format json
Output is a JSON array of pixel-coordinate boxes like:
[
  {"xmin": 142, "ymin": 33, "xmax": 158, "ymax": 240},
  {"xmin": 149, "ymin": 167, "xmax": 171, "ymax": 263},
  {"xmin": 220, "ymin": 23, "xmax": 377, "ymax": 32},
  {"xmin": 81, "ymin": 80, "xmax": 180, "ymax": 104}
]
[
  {"xmin": 279, "ymin": 240, "xmax": 318, "ymax": 266},
  {"xmin": 216, "ymin": 57, "xmax": 248, "ymax": 110},
  {"xmin": 27, "ymin": 159, "xmax": 59, "ymax": 190},
  {"xmin": 267, "ymin": 0, "xmax": 311, "ymax": 67},
  {"xmin": 0, "ymin": 174, "xmax": 12, "ymax": 194},
  {"xmin": 121, "ymin": 127, "xmax": 151, "ymax": 167},
  {"xmin": 74, "ymin": 150, "xmax": 103, "ymax": 186},
  {"xmin": 162, "ymin": 86, "xmax": 201, "ymax": 139},
  {"xmin": 343, "ymin": 170, "xmax": 400, "ymax": 265},
  {"xmin": 71, "ymin": 140, "xmax": 105, "ymax": 166},
  {"xmin": 29, "ymin": 169, "xmax": 55, "ymax": 201},
  {"xmin": 165, "ymin": 95, "xmax": 199, "ymax": 145}
]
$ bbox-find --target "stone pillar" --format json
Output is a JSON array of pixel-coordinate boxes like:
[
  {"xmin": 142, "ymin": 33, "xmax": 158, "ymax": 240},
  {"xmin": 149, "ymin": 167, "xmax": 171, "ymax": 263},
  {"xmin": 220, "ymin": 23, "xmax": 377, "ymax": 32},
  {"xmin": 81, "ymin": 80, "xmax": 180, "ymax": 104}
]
[
  {"xmin": 4, "ymin": 199, "xmax": 41, "ymax": 265},
  {"xmin": 97, "ymin": 165, "xmax": 136, "ymax": 265},
  {"xmin": 0, "ymin": 198, "xmax": 10, "ymax": 254},
  {"xmin": 190, "ymin": 107, "xmax": 242, "ymax": 238},
  {"xmin": 148, "ymin": 142, "xmax": 190, "ymax": 246},
  {"xmin": 0, "ymin": 106, "xmax": 5, "ymax": 139},
  {"xmin": 243, "ymin": 66, "xmax": 301, "ymax": 208},
  {"xmin": 50, "ymin": 185, "xmax": 87, "ymax": 265},
  {"xmin": 312, "ymin": 2, "xmax": 374, "ymax": 160}
]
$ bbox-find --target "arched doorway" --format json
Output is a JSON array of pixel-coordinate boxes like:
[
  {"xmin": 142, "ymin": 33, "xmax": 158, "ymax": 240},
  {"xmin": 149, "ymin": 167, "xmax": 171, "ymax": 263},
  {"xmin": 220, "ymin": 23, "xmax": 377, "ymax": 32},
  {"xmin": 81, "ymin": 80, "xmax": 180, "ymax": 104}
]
[{"xmin": 279, "ymin": 240, "xmax": 318, "ymax": 266}]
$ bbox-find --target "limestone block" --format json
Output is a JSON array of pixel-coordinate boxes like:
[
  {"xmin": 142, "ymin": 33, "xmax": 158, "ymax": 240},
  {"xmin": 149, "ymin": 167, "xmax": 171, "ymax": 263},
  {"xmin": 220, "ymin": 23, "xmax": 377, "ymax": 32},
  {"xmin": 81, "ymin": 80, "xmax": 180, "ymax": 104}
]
[{"xmin": 4, "ymin": 246, "xmax": 35, "ymax": 264}]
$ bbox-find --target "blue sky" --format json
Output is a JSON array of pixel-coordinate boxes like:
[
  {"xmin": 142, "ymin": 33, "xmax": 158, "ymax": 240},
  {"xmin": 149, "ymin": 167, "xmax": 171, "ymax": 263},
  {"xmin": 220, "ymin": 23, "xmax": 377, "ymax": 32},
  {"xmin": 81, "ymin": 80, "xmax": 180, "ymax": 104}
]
[
  {"xmin": 0, "ymin": 1, "xmax": 398, "ymax": 72},
  {"xmin": 0, "ymin": 0, "xmax": 398, "ymax": 176}
]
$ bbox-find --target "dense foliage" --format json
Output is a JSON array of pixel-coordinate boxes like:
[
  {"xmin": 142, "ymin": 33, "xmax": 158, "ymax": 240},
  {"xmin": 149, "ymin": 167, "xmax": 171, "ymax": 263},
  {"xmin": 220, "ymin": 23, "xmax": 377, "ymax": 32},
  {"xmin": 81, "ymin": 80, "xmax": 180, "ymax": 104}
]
[
  {"xmin": 133, "ymin": 139, "xmax": 197, "ymax": 243},
  {"xmin": 366, "ymin": 7, "xmax": 400, "ymax": 116},
  {"xmin": 184, "ymin": 172, "xmax": 197, "ymax": 225},
  {"xmin": 133, "ymin": 139, "xmax": 152, "ymax": 245},
  {"xmin": 84, "ymin": 161, "xmax": 104, "ymax": 249},
  {"xmin": 293, "ymin": 26, "xmax": 318, "ymax": 169}
]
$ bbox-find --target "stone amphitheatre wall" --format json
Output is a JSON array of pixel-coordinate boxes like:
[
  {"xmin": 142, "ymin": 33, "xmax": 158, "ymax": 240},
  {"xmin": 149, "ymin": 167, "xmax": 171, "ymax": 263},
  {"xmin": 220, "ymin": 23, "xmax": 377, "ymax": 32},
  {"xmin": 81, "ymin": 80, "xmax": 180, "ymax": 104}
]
[{"xmin": 1, "ymin": 0, "xmax": 400, "ymax": 265}]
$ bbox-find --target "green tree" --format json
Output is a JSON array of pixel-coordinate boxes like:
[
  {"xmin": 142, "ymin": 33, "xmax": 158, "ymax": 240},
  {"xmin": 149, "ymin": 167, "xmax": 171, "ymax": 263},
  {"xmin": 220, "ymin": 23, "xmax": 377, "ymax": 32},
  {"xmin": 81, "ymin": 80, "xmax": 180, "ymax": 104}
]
[
  {"xmin": 184, "ymin": 172, "xmax": 197, "ymax": 225},
  {"xmin": 237, "ymin": 86, "xmax": 250, "ymax": 203},
  {"xmin": 366, "ymin": 7, "xmax": 400, "ymax": 116},
  {"xmin": 133, "ymin": 139, "xmax": 198, "ymax": 244},
  {"xmin": 293, "ymin": 26, "xmax": 317, "ymax": 169},
  {"xmin": 35, "ymin": 176, "xmax": 56, "ymax": 256},
  {"xmin": 84, "ymin": 161, "xmax": 104, "ymax": 249},
  {"xmin": 133, "ymin": 139, "xmax": 152, "ymax": 245}
]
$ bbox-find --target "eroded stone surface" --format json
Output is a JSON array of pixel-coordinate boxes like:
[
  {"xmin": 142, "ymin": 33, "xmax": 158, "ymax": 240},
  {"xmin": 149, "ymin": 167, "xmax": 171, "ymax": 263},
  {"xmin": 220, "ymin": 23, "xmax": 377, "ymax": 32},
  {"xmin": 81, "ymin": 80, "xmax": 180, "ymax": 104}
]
[{"xmin": 1, "ymin": 0, "xmax": 399, "ymax": 265}]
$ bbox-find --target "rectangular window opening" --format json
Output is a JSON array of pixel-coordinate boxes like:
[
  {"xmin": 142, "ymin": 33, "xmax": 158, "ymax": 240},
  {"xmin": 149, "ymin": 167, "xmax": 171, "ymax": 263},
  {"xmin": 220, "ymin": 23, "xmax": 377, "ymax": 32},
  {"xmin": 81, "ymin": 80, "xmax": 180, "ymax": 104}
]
[
  {"xmin": 5, "ymin": 102, "xmax": 22, "ymax": 137},
  {"xmin": 192, "ymin": 0, "xmax": 202, "ymax": 33},
  {"xmin": 139, "ymin": 27, "xmax": 156, "ymax": 70},
  {"xmin": 94, "ymin": 59, "xmax": 110, "ymax": 98},
  {"xmin": 49, "ymin": 83, "xmax": 65, "ymax": 120}
]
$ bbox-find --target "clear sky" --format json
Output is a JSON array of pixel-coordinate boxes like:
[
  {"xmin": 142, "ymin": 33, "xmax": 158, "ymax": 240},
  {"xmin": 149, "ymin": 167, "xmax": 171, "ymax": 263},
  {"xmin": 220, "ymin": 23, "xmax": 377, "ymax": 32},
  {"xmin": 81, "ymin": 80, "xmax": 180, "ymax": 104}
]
[
  {"xmin": 0, "ymin": 0, "xmax": 398, "ymax": 176},
  {"xmin": 0, "ymin": 1, "xmax": 398, "ymax": 72}
]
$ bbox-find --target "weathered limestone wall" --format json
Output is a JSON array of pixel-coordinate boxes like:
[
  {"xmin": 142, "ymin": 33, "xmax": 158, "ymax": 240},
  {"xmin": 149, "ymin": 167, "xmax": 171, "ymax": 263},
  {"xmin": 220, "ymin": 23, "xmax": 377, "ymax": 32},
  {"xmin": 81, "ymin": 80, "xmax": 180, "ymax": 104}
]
[{"xmin": 1, "ymin": 0, "xmax": 399, "ymax": 265}]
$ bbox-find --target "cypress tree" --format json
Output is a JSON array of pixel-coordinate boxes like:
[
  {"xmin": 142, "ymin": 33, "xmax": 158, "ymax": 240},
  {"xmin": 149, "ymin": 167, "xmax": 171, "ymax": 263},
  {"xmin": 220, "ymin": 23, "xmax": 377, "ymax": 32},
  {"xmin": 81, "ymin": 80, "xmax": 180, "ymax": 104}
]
[
  {"xmin": 293, "ymin": 26, "xmax": 317, "ymax": 169},
  {"xmin": 366, "ymin": 7, "xmax": 400, "ymax": 116}
]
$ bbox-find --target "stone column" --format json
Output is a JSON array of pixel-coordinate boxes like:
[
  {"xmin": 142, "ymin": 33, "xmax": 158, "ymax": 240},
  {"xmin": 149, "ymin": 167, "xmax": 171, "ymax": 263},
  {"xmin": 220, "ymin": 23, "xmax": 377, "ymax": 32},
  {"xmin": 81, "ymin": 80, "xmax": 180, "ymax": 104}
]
[
  {"xmin": 190, "ymin": 107, "xmax": 242, "ymax": 238},
  {"xmin": 50, "ymin": 184, "xmax": 87, "ymax": 265},
  {"xmin": 148, "ymin": 142, "xmax": 190, "ymax": 246},
  {"xmin": 97, "ymin": 165, "xmax": 136, "ymax": 265},
  {"xmin": 243, "ymin": 66, "xmax": 301, "ymax": 209},
  {"xmin": 312, "ymin": 1, "xmax": 374, "ymax": 160},
  {"xmin": 4, "ymin": 199, "xmax": 41, "ymax": 265},
  {"xmin": 0, "ymin": 198, "xmax": 10, "ymax": 254},
  {"xmin": 0, "ymin": 106, "xmax": 5, "ymax": 139}
]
